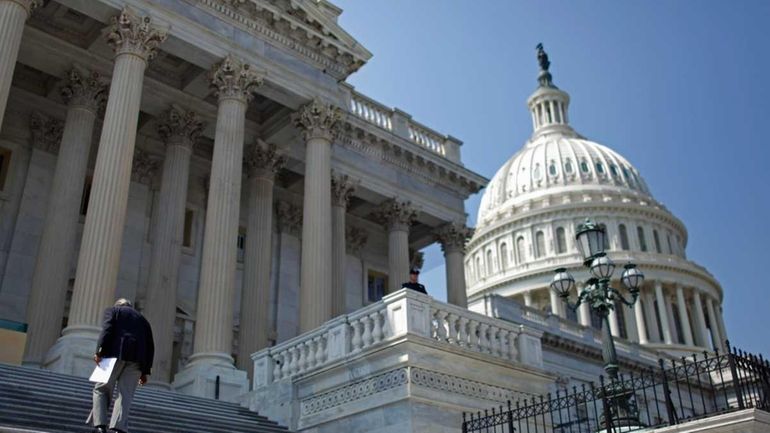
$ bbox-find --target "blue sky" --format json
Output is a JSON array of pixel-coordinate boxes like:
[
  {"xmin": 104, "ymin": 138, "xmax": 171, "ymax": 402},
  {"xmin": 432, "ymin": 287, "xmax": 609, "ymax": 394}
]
[{"xmin": 334, "ymin": 0, "xmax": 770, "ymax": 355}]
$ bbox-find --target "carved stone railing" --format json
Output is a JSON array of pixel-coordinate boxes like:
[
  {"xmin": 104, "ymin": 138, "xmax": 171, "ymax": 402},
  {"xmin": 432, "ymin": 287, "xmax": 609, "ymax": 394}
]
[
  {"xmin": 251, "ymin": 289, "xmax": 543, "ymax": 389},
  {"xmin": 342, "ymin": 84, "xmax": 463, "ymax": 163}
]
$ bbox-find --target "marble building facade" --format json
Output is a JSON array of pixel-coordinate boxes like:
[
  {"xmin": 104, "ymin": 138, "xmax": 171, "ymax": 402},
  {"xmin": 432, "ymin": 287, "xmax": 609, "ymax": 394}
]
[{"xmin": 0, "ymin": 0, "xmax": 486, "ymax": 398}]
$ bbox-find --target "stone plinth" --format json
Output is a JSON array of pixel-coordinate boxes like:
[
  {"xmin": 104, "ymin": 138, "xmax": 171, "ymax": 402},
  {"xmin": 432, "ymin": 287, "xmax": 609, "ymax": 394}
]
[
  {"xmin": 245, "ymin": 289, "xmax": 550, "ymax": 432},
  {"xmin": 171, "ymin": 362, "xmax": 249, "ymax": 404}
]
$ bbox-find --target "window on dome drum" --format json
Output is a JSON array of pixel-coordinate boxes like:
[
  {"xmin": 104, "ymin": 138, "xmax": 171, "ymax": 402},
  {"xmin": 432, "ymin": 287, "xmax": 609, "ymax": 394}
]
[
  {"xmin": 500, "ymin": 243, "xmax": 508, "ymax": 270},
  {"xmin": 564, "ymin": 159, "xmax": 573, "ymax": 174},
  {"xmin": 580, "ymin": 160, "xmax": 589, "ymax": 173},
  {"xmin": 610, "ymin": 164, "xmax": 618, "ymax": 177},
  {"xmin": 535, "ymin": 231, "xmax": 545, "ymax": 258},
  {"xmin": 548, "ymin": 162, "xmax": 557, "ymax": 176},
  {"xmin": 619, "ymin": 224, "xmax": 630, "ymax": 250},
  {"xmin": 667, "ymin": 234, "xmax": 673, "ymax": 254},
  {"xmin": 595, "ymin": 161, "xmax": 605, "ymax": 174},
  {"xmin": 653, "ymin": 229, "xmax": 662, "ymax": 254},
  {"xmin": 556, "ymin": 227, "xmax": 567, "ymax": 254},
  {"xmin": 486, "ymin": 250, "xmax": 494, "ymax": 275},
  {"xmin": 637, "ymin": 226, "xmax": 648, "ymax": 252},
  {"xmin": 653, "ymin": 300, "xmax": 665, "ymax": 341},
  {"xmin": 598, "ymin": 224, "xmax": 610, "ymax": 250},
  {"xmin": 516, "ymin": 236, "xmax": 526, "ymax": 264},
  {"xmin": 0, "ymin": 147, "xmax": 11, "ymax": 191},
  {"xmin": 475, "ymin": 256, "xmax": 482, "ymax": 278},
  {"xmin": 614, "ymin": 300, "xmax": 628, "ymax": 339},
  {"xmin": 672, "ymin": 304, "xmax": 686, "ymax": 344}
]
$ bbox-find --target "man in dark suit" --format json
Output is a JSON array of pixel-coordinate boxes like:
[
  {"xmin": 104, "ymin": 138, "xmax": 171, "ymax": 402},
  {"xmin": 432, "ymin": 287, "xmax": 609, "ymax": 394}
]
[
  {"xmin": 401, "ymin": 268, "xmax": 427, "ymax": 294},
  {"xmin": 90, "ymin": 298, "xmax": 154, "ymax": 433}
]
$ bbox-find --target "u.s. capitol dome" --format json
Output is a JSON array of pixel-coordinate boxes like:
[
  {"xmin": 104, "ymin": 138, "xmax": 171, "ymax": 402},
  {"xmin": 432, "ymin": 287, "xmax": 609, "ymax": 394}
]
[{"xmin": 465, "ymin": 47, "xmax": 726, "ymax": 356}]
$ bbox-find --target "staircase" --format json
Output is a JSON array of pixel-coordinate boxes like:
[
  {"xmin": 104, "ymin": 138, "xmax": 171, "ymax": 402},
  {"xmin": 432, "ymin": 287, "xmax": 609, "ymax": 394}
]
[{"xmin": 0, "ymin": 363, "xmax": 289, "ymax": 433}]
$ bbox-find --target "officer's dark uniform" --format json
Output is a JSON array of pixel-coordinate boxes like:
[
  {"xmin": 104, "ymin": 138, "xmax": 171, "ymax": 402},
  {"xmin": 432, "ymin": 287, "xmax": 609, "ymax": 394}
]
[{"xmin": 402, "ymin": 282, "xmax": 427, "ymax": 294}]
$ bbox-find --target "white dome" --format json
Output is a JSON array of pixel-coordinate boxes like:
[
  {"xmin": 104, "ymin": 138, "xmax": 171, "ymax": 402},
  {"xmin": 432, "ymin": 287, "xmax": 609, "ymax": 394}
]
[{"xmin": 478, "ymin": 133, "xmax": 651, "ymax": 225}]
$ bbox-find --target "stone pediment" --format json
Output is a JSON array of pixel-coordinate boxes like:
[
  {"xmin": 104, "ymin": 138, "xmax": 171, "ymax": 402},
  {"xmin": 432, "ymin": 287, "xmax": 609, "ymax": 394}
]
[{"xmin": 211, "ymin": 0, "xmax": 372, "ymax": 79}]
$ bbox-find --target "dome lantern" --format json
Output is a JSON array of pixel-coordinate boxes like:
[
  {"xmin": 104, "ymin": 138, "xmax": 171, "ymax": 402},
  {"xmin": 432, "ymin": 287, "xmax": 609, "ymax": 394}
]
[{"xmin": 528, "ymin": 44, "xmax": 574, "ymax": 137}]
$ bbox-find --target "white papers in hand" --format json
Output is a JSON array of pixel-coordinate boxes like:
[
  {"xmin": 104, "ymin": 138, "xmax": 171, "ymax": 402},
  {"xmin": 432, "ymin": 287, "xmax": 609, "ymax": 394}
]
[{"xmin": 89, "ymin": 357, "xmax": 117, "ymax": 383}]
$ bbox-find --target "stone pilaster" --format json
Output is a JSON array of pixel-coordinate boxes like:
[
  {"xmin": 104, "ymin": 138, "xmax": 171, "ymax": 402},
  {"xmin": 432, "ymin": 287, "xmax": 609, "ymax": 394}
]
[
  {"xmin": 238, "ymin": 140, "xmax": 284, "ymax": 373},
  {"xmin": 0, "ymin": 0, "xmax": 39, "ymax": 129},
  {"xmin": 675, "ymin": 285, "xmax": 694, "ymax": 346},
  {"xmin": 293, "ymin": 99, "xmax": 341, "ymax": 332},
  {"xmin": 142, "ymin": 106, "xmax": 203, "ymax": 386},
  {"xmin": 331, "ymin": 173, "xmax": 356, "ymax": 317},
  {"xmin": 691, "ymin": 289, "xmax": 709, "ymax": 348},
  {"xmin": 45, "ymin": 9, "xmax": 166, "ymax": 377},
  {"xmin": 435, "ymin": 223, "xmax": 473, "ymax": 307},
  {"xmin": 373, "ymin": 199, "xmax": 417, "ymax": 294},
  {"xmin": 23, "ymin": 67, "xmax": 106, "ymax": 367},
  {"xmin": 173, "ymin": 56, "xmax": 262, "ymax": 401}
]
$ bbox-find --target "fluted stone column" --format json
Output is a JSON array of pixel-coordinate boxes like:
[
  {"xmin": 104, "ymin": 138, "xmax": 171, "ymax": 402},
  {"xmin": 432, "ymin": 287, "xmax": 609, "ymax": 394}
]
[
  {"xmin": 331, "ymin": 173, "xmax": 356, "ymax": 317},
  {"xmin": 45, "ymin": 9, "xmax": 166, "ymax": 377},
  {"xmin": 655, "ymin": 282, "xmax": 674, "ymax": 345},
  {"xmin": 238, "ymin": 140, "xmax": 284, "ymax": 373},
  {"xmin": 705, "ymin": 297, "xmax": 723, "ymax": 351},
  {"xmin": 633, "ymin": 291, "xmax": 649, "ymax": 344},
  {"xmin": 173, "ymin": 56, "xmax": 263, "ymax": 400},
  {"xmin": 643, "ymin": 291, "xmax": 660, "ymax": 342},
  {"xmin": 716, "ymin": 306, "xmax": 728, "ymax": 351},
  {"xmin": 578, "ymin": 301, "xmax": 591, "ymax": 327},
  {"xmin": 374, "ymin": 199, "xmax": 417, "ymax": 294},
  {"xmin": 142, "ymin": 106, "xmax": 203, "ymax": 386},
  {"xmin": 548, "ymin": 289, "xmax": 562, "ymax": 317},
  {"xmin": 0, "ymin": 0, "xmax": 39, "ymax": 129},
  {"xmin": 436, "ymin": 223, "xmax": 473, "ymax": 307},
  {"xmin": 23, "ymin": 67, "xmax": 106, "ymax": 367},
  {"xmin": 675, "ymin": 285, "xmax": 694, "ymax": 346},
  {"xmin": 293, "ymin": 99, "xmax": 340, "ymax": 332},
  {"xmin": 608, "ymin": 308, "xmax": 620, "ymax": 337},
  {"xmin": 691, "ymin": 289, "xmax": 709, "ymax": 347},
  {"xmin": 523, "ymin": 291, "xmax": 533, "ymax": 308}
]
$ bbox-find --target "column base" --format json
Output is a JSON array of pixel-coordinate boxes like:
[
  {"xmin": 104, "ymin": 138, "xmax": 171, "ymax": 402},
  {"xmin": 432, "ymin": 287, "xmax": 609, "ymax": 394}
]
[
  {"xmin": 172, "ymin": 354, "xmax": 249, "ymax": 403},
  {"xmin": 42, "ymin": 325, "xmax": 101, "ymax": 378}
]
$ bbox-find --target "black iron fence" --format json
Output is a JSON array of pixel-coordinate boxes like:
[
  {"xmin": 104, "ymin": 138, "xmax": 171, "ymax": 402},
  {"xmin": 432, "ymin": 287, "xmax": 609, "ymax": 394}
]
[{"xmin": 462, "ymin": 342, "xmax": 770, "ymax": 433}]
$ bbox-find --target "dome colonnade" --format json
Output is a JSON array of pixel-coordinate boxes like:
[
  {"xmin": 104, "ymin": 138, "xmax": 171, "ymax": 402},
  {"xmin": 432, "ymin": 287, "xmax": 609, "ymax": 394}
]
[{"xmin": 465, "ymin": 45, "xmax": 726, "ymax": 357}]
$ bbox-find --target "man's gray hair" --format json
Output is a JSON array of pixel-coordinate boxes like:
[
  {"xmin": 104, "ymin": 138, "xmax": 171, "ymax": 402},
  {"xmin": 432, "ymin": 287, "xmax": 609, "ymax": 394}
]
[{"xmin": 114, "ymin": 298, "xmax": 133, "ymax": 308}]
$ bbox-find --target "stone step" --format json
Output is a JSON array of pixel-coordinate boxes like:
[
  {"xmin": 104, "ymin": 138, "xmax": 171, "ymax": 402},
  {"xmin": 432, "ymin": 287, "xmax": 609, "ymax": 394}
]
[{"xmin": 0, "ymin": 363, "xmax": 288, "ymax": 433}]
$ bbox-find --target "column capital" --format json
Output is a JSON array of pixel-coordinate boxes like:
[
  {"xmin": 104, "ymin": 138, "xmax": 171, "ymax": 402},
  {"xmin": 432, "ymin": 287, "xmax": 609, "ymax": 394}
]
[
  {"xmin": 331, "ymin": 172, "xmax": 357, "ymax": 208},
  {"xmin": 132, "ymin": 148, "xmax": 161, "ymax": 185},
  {"xmin": 276, "ymin": 201, "xmax": 302, "ymax": 236},
  {"xmin": 245, "ymin": 139, "xmax": 285, "ymax": 179},
  {"xmin": 293, "ymin": 98, "xmax": 342, "ymax": 142},
  {"xmin": 106, "ymin": 8, "xmax": 167, "ymax": 60},
  {"xmin": 209, "ymin": 55, "xmax": 265, "ymax": 103},
  {"xmin": 345, "ymin": 226, "xmax": 368, "ymax": 255},
  {"xmin": 157, "ymin": 105, "xmax": 204, "ymax": 149},
  {"xmin": 435, "ymin": 222, "xmax": 474, "ymax": 254},
  {"xmin": 8, "ymin": 0, "xmax": 41, "ymax": 16},
  {"xmin": 60, "ymin": 66, "xmax": 107, "ymax": 112},
  {"xmin": 29, "ymin": 111, "xmax": 63, "ymax": 154},
  {"xmin": 372, "ymin": 199, "xmax": 418, "ymax": 231}
]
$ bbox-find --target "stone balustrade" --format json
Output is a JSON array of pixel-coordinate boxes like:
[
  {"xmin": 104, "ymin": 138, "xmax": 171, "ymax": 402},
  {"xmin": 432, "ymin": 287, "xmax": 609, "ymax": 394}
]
[
  {"xmin": 251, "ymin": 289, "xmax": 541, "ymax": 389},
  {"xmin": 345, "ymin": 86, "xmax": 463, "ymax": 163}
]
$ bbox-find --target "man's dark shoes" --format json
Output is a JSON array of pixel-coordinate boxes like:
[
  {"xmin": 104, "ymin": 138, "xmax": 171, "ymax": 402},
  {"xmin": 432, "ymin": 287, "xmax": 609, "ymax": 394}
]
[
  {"xmin": 92, "ymin": 426, "xmax": 107, "ymax": 433},
  {"xmin": 108, "ymin": 429, "xmax": 127, "ymax": 433}
]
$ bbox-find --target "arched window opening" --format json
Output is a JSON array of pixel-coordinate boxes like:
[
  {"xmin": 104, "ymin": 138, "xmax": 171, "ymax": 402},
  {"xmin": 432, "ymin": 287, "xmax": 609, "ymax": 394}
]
[
  {"xmin": 500, "ymin": 243, "xmax": 508, "ymax": 270},
  {"xmin": 475, "ymin": 256, "xmax": 482, "ymax": 278},
  {"xmin": 556, "ymin": 227, "xmax": 567, "ymax": 254},
  {"xmin": 486, "ymin": 250, "xmax": 494, "ymax": 275},
  {"xmin": 619, "ymin": 224, "xmax": 630, "ymax": 250},
  {"xmin": 564, "ymin": 159, "xmax": 574, "ymax": 174},
  {"xmin": 598, "ymin": 223, "xmax": 610, "ymax": 250},
  {"xmin": 637, "ymin": 226, "xmax": 648, "ymax": 252},
  {"xmin": 653, "ymin": 230, "xmax": 662, "ymax": 253},
  {"xmin": 580, "ymin": 159, "xmax": 589, "ymax": 173},
  {"xmin": 667, "ymin": 234, "xmax": 673, "ymax": 254},
  {"xmin": 516, "ymin": 236, "xmax": 526, "ymax": 264},
  {"xmin": 535, "ymin": 231, "xmax": 546, "ymax": 258},
  {"xmin": 596, "ymin": 161, "xmax": 605, "ymax": 174}
]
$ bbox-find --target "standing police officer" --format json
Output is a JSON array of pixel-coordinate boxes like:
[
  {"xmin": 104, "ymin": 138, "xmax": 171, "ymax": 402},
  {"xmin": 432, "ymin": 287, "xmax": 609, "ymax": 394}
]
[{"xmin": 401, "ymin": 268, "xmax": 427, "ymax": 294}]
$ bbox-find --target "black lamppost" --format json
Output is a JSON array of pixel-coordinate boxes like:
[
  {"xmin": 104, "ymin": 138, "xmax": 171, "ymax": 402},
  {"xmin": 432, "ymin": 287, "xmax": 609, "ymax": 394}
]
[{"xmin": 549, "ymin": 219, "xmax": 645, "ymax": 428}]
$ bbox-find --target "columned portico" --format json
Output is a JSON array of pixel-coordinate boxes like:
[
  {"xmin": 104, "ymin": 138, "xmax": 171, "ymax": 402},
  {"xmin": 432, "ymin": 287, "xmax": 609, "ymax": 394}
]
[
  {"xmin": 436, "ymin": 222, "xmax": 473, "ymax": 307},
  {"xmin": 22, "ymin": 67, "xmax": 106, "ymax": 367},
  {"xmin": 294, "ymin": 99, "xmax": 340, "ymax": 332},
  {"xmin": 45, "ymin": 9, "xmax": 166, "ymax": 376},
  {"xmin": 0, "ymin": 0, "xmax": 39, "ymax": 128},
  {"xmin": 142, "ymin": 106, "xmax": 203, "ymax": 386},
  {"xmin": 238, "ymin": 140, "xmax": 284, "ymax": 373},
  {"xmin": 173, "ymin": 56, "xmax": 262, "ymax": 398},
  {"xmin": 374, "ymin": 199, "xmax": 417, "ymax": 294},
  {"xmin": 331, "ymin": 173, "xmax": 356, "ymax": 317}
]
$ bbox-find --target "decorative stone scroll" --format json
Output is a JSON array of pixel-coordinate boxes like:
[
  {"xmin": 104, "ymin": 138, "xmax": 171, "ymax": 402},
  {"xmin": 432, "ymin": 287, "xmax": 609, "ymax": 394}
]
[
  {"xmin": 345, "ymin": 226, "xmax": 368, "ymax": 255},
  {"xmin": 131, "ymin": 148, "xmax": 160, "ymax": 184},
  {"xmin": 60, "ymin": 66, "xmax": 107, "ymax": 112},
  {"xmin": 106, "ymin": 8, "xmax": 167, "ymax": 60},
  {"xmin": 435, "ymin": 222, "xmax": 474, "ymax": 254},
  {"xmin": 331, "ymin": 172, "xmax": 357, "ymax": 208},
  {"xmin": 156, "ymin": 105, "xmax": 204, "ymax": 149},
  {"xmin": 244, "ymin": 139, "xmax": 285, "ymax": 178},
  {"xmin": 293, "ymin": 98, "xmax": 342, "ymax": 142},
  {"xmin": 209, "ymin": 55, "xmax": 265, "ymax": 102},
  {"xmin": 29, "ymin": 111, "xmax": 63, "ymax": 154},
  {"xmin": 276, "ymin": 201, "xmax": 302, "ymax": 236},
  {"xmin": 372, "ymin": 199, "xmax": 418, "ymax": 231}
]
